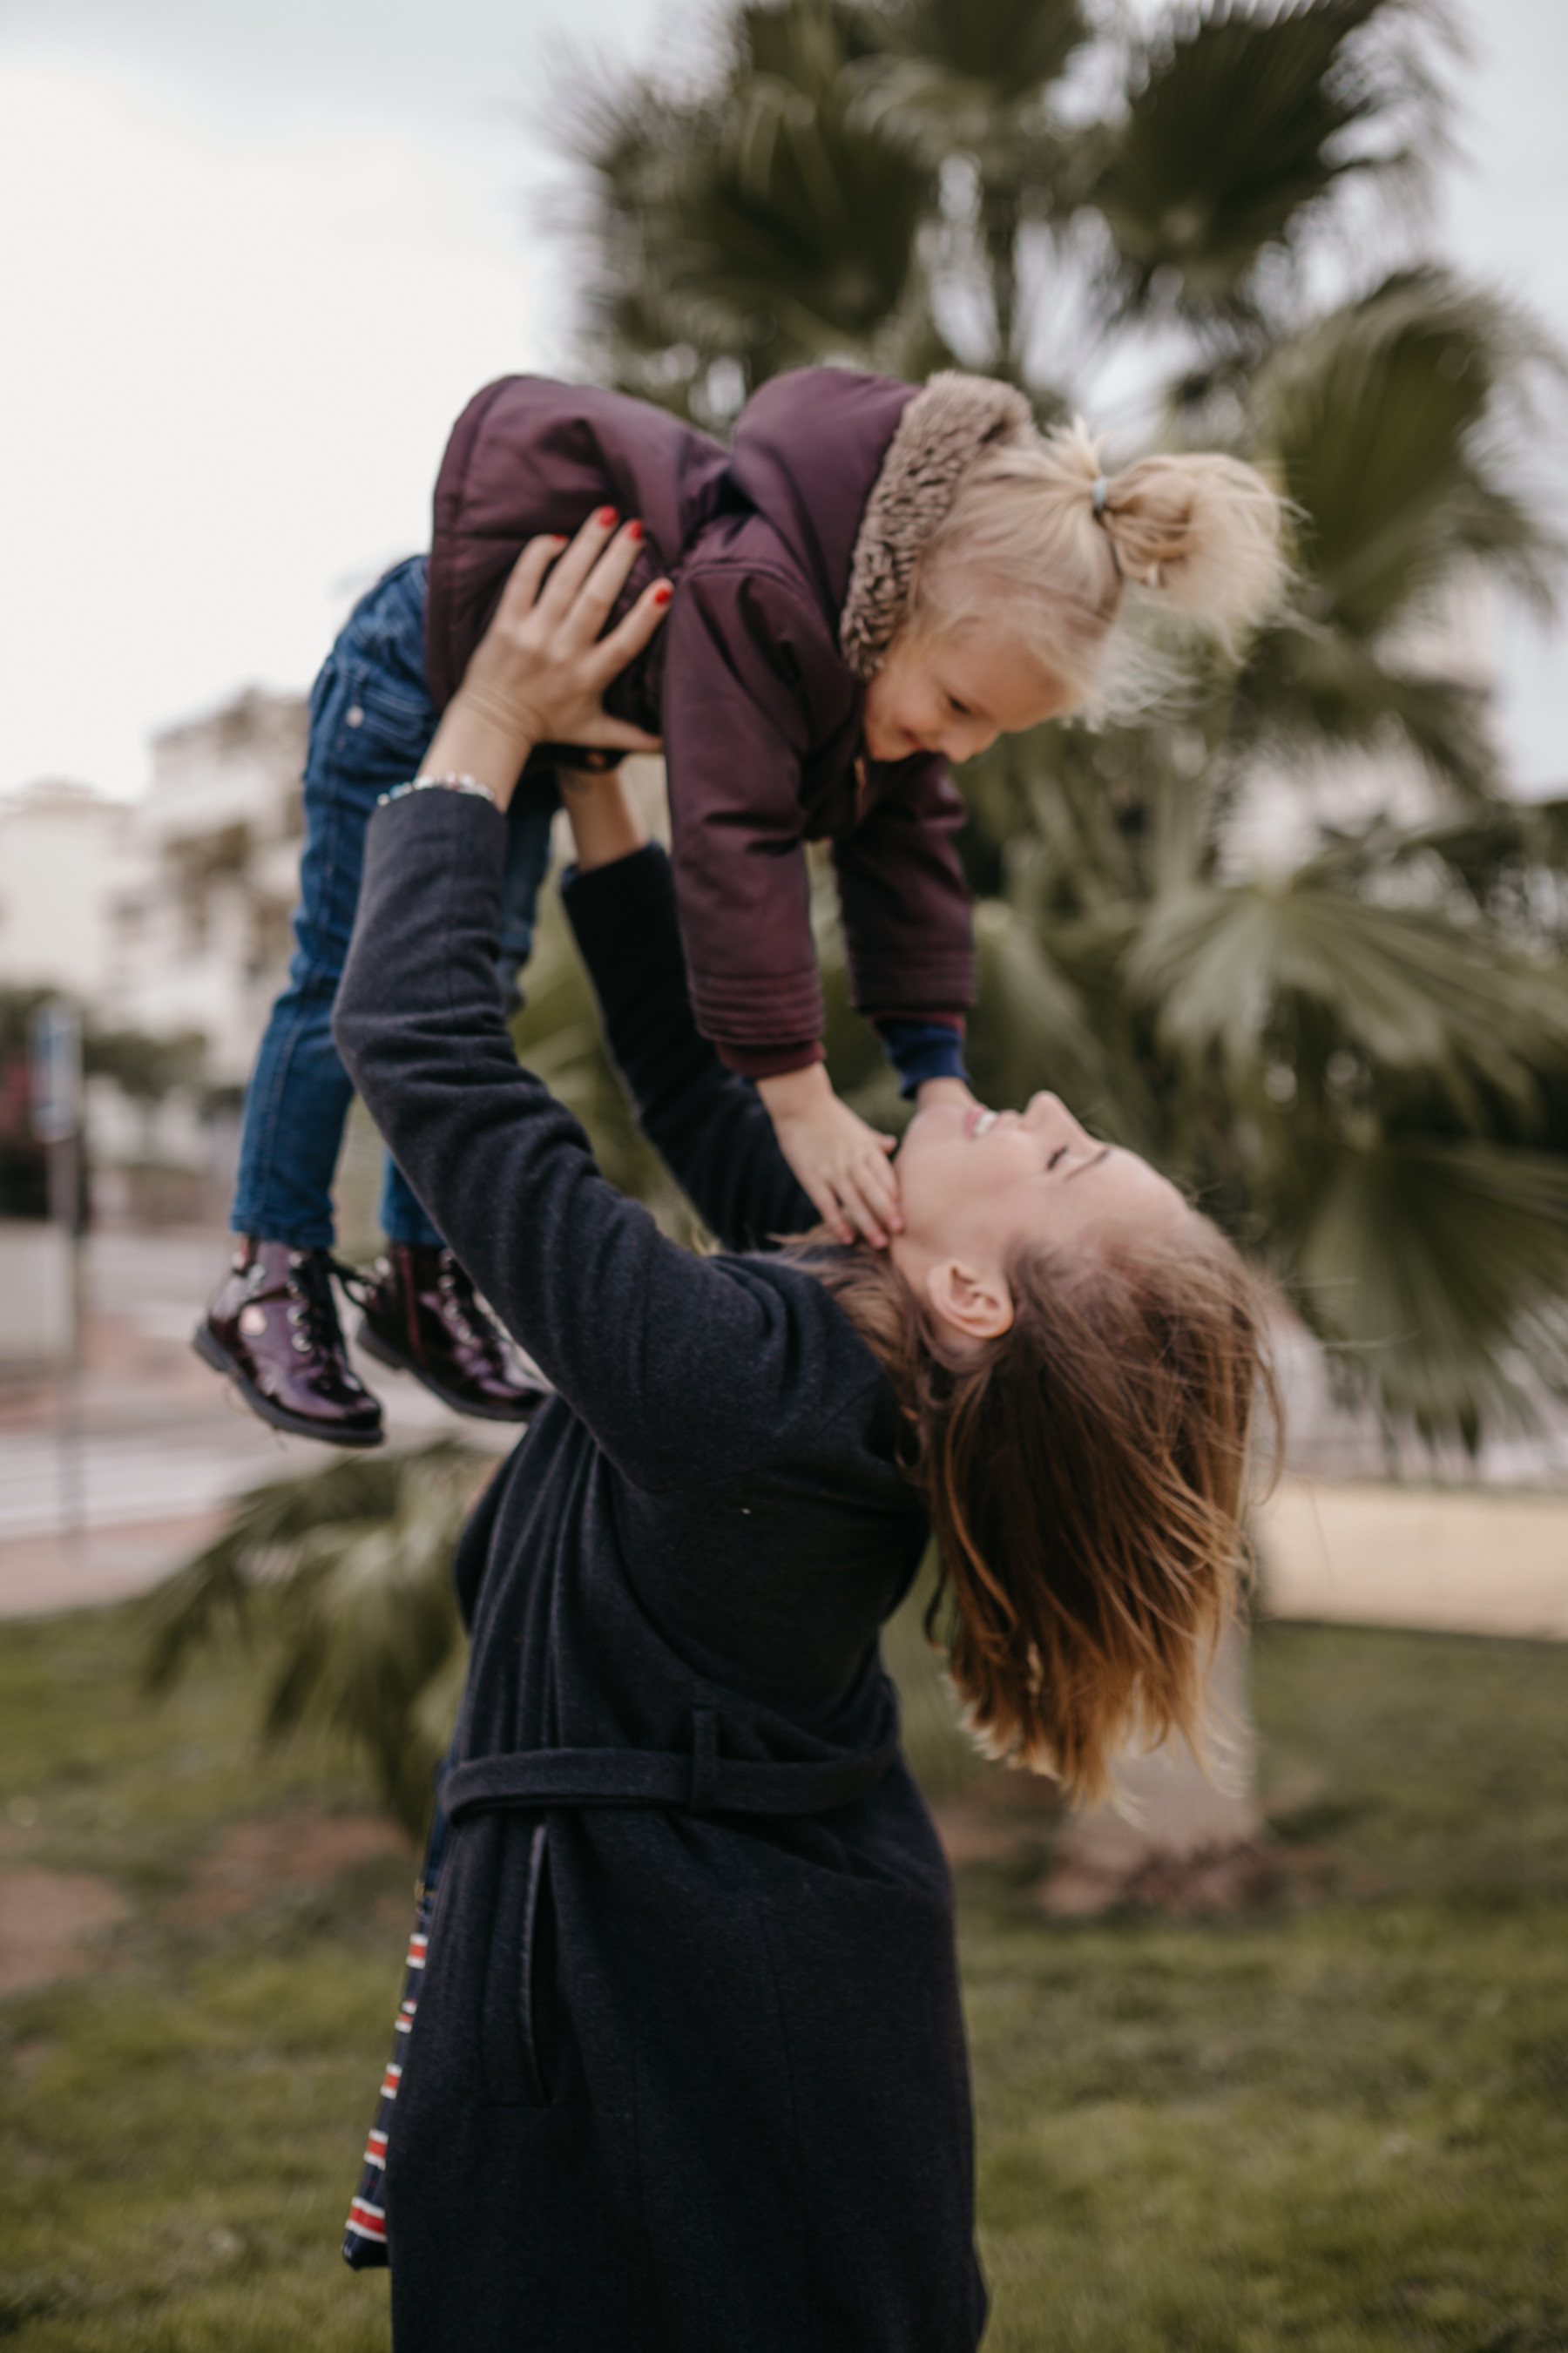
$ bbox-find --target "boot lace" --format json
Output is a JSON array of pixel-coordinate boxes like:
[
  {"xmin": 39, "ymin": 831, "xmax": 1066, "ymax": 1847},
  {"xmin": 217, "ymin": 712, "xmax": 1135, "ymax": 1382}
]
[
  {"xmin": 438, "ymin": 1253, "xmax": 508, "ymax": 1367},
  {"xmin": 279, "ymin": 1249, "xmax": 355, "ymax": 1358}
]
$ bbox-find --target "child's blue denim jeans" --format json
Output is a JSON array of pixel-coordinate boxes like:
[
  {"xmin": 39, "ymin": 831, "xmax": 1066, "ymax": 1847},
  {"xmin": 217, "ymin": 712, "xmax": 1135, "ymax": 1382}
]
[{"xmin": 231, "ymin": 557, "xmax": 558, "ymax": 1251}]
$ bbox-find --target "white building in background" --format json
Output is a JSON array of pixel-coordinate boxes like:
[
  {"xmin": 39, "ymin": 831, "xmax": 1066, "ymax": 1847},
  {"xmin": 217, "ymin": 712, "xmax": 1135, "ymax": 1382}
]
[
  {"xmin": 0, "ymin": 780, "xmax": 132, "ymax": 999},
  {"xmin": 105, "ymin": 689, "xmax": 306, "ymax": 1085},
  {"xmin": 0, "ymin": 689, "xmax": 306, "ymax": 1082},
  {"xmin": 0, "ymin": 691, "xmax": 306, "ymax": 1199}
]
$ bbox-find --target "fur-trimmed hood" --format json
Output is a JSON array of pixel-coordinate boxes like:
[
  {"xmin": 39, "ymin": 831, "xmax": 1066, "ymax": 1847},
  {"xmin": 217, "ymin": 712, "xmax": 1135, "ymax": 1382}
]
[
  {"xmin": 839, "ymin": 372, "xmax": 1037, "ymax": 680},
  {"xmin": 722, "ymin": 366, "xmax": 1039, "ymax": 681}
]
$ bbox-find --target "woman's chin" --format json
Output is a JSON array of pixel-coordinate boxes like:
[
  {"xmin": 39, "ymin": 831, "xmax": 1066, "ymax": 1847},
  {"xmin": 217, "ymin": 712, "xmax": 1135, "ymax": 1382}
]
[{"xmin": 895, "ymin": 1098, "xmax": 961, "ymax": 1164}]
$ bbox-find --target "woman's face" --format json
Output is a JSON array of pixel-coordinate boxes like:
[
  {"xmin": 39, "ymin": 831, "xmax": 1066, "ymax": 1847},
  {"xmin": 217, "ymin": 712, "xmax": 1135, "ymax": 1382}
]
[
  {"xmin": 862, "ymin": 627, "xmax": 1070, "ymax": 767},
  {"xmin": 890, "ymin": 1092, "xmax": 1187, "ymax": 1294}
]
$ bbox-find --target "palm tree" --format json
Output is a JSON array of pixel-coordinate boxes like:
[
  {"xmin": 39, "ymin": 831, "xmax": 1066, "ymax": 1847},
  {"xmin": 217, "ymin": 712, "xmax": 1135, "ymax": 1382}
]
[
  {"xmin": 561, "ymin": 0, "xmax": 1568, "ymax": 1446},
  {"xmin": 142, "ymin": 1443, "xmax": 492, "ymax": 1838}
]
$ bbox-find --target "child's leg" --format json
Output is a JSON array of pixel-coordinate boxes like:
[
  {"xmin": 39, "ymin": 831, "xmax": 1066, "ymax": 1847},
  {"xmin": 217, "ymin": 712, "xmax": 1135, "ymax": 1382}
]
[
  {"xmin": 231, "ymin": 557, "xmax": 435, "ymax": 1249},
  {"xmin": 211, "ymin": 554, "xmax": 542, "ymax": 1441}
]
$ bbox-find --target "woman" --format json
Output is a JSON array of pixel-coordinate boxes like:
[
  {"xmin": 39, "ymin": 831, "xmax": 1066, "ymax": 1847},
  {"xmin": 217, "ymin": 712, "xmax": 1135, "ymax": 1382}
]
[{"xmin": 333, "ymin": 523, "xmax": 1274, "ymax": 2350}]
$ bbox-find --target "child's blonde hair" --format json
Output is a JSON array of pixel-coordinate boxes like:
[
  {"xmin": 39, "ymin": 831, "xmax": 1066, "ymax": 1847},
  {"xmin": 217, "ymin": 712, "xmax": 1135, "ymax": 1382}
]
[{"xmin": 907, "ymin": 417, "xmax": 1285, "ymax": 710}]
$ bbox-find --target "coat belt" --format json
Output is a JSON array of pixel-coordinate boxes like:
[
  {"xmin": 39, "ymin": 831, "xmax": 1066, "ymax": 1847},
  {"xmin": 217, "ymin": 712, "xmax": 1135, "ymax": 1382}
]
[{"xmin": 443, "ymin": 1707, "xmax": 899, "ymax": 1823}]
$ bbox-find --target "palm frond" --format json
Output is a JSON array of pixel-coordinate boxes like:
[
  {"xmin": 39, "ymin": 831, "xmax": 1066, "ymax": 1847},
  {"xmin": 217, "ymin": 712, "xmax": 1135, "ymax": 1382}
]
[
  {"xmin": 139, "ymin": 1450, "xmax": 429, "ymax": 1693},
  {"xmin": 882, "ymin": 0, "xmax": 1092, "ymax": 98},
  {"xmin": 1292, "ymin": 1133, "xmax": 1568, "ymax": 1440},
  {"xmin": 1126, "ymin": 876, "xmax": 1568, "ymax": 1106},
  {"xmin": 561, "ymin": 1, "xmax": 938, "ymax": 396},
  {"xmin": 1301, "ymin": 800, "xmax": 1568, "ymax": 948},
  {"xmin": 261, "ymin": 1491, "xmax": 472, "ymax": 1836},
  {"xmin": 1088, "ymin": 0, "xmax": 1450, "ymax": 328},
  {"xmin": 966, "ymin": 897, "xmax": 1159, "ymax": 1146},
  {"xmin": 139, "ymin": 1444, "xmax": 494, "ymax": 1836},
  {"xmin": 1251, "ymin": 268, "xmax": 1566, "ymax": 637},
  {"xmin": 1238, "ymin": 615, "xmax": 1498, "ymax": 797}
]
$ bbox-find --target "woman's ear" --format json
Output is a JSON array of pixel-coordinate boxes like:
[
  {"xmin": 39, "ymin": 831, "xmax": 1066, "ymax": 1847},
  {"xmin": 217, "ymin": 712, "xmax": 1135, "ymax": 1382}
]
[{"xmin": 925, "ymin": 1257, "xmax": 1015, "ymax": 1345}]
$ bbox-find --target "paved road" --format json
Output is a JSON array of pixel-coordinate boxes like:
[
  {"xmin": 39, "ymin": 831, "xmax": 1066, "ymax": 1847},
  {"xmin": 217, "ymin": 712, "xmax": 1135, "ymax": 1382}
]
[
  {"xmin": 0, "ymin": 1228, "xmax": 517, "ymax": 1615},
  {"xmin": 0, "ymin": 1431, "xmax": 276, "ymax": 1541}
]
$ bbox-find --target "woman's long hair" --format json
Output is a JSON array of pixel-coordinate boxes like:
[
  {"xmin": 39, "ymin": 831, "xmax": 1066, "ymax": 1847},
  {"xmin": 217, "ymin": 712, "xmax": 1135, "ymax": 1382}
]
[{"xmin": 794, "ymin": 1214, "xmax": 1280, "ymax": 1806}]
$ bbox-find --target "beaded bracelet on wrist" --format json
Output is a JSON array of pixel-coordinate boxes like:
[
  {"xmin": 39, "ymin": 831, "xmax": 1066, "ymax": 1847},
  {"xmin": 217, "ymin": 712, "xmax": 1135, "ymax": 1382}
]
[{"xmin": 377, "ymin": 773, "xmax": 498, "ymax": 809}]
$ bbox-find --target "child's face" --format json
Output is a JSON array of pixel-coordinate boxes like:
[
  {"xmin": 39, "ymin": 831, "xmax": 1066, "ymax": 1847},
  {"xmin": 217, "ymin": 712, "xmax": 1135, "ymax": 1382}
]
[{"xmin": 862, "ymin": 627, "xmax": 1070, "ymax": 767}]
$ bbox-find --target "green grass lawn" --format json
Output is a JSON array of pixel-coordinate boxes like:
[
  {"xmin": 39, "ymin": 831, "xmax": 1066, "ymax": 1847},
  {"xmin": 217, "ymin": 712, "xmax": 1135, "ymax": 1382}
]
[{"xmin": 3, "ymin": 1601, "xmax": 1565, "ymax": 2350}]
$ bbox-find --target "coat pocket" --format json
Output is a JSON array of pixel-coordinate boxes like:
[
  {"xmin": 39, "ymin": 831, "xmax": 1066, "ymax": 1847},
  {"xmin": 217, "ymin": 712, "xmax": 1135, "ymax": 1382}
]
[{"xmin": 481, "ymin": 1815, "xmax": 558, "ymax": 2109}]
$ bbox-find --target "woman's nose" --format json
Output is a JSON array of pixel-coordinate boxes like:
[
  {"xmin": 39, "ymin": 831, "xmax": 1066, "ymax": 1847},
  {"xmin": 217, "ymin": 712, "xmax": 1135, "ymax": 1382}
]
[{"xmin": 1026, "ymin": 1091, "xmax": 1088, "ymax": 1139}]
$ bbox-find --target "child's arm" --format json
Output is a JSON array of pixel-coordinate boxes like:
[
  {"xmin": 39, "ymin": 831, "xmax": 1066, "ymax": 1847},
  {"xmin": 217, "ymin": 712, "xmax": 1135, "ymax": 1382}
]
[
  {"xmin": 657, "ymin": 563, "xmax": 911, "ymax": 1247},
  {"xmin": 557, "ymin": 771, "xmax": 817, "ymax": 1252},
  {"xmin": 564, "ymin": 765, "xmax": 902, "ymax": 1247},
  {"xmin": 832, "ymin": 759, "xmax": 978, "ymax": 1104},
  {"xmin": 754, "ymin": 1066, "xmax": 901, "ymax": 1249}
]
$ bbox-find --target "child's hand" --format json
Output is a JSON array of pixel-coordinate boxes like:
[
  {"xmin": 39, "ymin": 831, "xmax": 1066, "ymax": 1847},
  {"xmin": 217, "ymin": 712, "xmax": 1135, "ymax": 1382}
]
[{"xmin": 757, "ymin": 1065, "xmax": 902, "ymax": 1247}]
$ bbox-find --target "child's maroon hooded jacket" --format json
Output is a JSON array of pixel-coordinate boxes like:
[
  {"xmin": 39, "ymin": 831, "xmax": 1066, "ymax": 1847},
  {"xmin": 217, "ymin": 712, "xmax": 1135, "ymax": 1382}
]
[{"xmin": 424, "ymin": 366, "xmax": 1036, "ymax": 1078}]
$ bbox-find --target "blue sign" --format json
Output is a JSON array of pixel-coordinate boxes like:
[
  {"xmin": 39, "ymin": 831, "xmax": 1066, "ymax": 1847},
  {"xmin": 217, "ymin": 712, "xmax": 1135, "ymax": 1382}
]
[{"xmin": 30, "ymin": 1000, "xmax": 82, "ymax": 1145}]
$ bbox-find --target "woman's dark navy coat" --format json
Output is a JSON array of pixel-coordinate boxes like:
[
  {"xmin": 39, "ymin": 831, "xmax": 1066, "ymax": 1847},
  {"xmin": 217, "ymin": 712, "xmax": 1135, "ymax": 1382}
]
[{"xmin": 334, "ymin": 790, "xmax": 988, "ymax": 2351}]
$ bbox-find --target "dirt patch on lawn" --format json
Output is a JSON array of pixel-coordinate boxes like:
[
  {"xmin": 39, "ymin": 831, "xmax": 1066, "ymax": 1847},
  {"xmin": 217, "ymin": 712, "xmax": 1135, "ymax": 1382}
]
[
  {"xmin": 159, "ymin": 1805, "xmax": 410, "ymax": 1929},
  {"xmin": 931, "ymin": 1793, "xmax": 1058, "ymax": 1871},
  {"xmin": 0, "ymin": 1807, "xmax": 412, "ymax": 1996},
  {"xmin": 0, "ymin": 1867, "xmax": 132, "ymax": 1996}
]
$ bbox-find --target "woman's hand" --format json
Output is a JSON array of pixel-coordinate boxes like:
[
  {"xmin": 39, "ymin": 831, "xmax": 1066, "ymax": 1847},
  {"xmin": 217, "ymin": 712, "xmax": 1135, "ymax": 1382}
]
[
  {"xmin": 421, "ymin": 512, "xmax": 672, "ymax": 808},
  {"xmin": 757, "ymin": 1065, "xmax": 902, "ymax": 1247}
]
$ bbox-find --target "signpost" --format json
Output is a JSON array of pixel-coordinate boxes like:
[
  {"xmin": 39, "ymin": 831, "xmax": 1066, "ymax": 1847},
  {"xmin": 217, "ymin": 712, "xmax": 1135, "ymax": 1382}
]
[{"xmin": 30, "ymin": 1001, "xmax": 85, "ymax": 1542}]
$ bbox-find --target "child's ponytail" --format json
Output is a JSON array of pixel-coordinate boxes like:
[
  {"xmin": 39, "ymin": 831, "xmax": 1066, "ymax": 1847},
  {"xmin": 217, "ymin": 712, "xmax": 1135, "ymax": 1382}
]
[
  {"xmin": 906, "ymin": 404, "xmax": 1286, "ymax": 707},
  {"xmin": 1083, "ymin": 429, "xmax": 1286, "ymax": 656}
]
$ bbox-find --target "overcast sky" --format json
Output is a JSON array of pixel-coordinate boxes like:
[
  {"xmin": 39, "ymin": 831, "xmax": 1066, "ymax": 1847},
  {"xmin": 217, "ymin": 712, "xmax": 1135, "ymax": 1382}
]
[{"xmin": 2, "ymin": 0, "xmax": 1565, "ymax": 801}]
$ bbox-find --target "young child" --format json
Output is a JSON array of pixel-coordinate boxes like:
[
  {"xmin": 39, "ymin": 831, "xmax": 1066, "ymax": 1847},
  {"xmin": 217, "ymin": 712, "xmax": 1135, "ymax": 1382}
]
[{"xmin": 199, "ymin": 367, "xmax": 1282, "ymax": 1444}]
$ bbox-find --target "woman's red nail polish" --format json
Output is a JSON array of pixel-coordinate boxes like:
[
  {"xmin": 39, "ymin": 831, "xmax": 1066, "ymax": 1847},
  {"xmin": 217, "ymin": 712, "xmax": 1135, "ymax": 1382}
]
[
  {"xmin": 653, "ymin": 583, "xmax": 672, "ymax": 605},
  {"xmin": 625, "ymin": 519, "xmax": 644, "ymax": 543},
  {"xmin": 596, "ymin": 505, "xmax": 618, "ymax": 527}
]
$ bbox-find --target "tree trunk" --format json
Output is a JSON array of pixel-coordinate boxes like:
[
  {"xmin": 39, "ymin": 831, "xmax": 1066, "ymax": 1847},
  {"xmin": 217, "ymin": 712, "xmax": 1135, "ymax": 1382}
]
[{"xmin": 1037, "ymin": 1621, "xmax": 1276, "ymax": 1917}]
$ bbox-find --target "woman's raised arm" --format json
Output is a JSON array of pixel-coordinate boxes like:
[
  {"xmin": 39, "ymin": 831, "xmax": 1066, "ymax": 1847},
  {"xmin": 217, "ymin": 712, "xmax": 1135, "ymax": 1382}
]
[{"xmin": 332, "ymin": 526, "xmax": 867, "ymax": 1488}]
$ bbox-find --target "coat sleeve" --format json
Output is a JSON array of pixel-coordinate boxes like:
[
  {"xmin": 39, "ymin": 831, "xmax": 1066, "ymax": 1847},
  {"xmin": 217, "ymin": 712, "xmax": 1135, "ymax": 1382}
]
[
  {"xmin": 558, "ymin": 842, "xmax": 815, "ymax": 1252},
  {"xmin": 334, "ymin": 793, "xmax": 851, "ymax": 1491},
  {"xmin": 831, "ymin": 756, "xmax": 977, "ymax": 1020},
  {"xmin": 659, "ymin": 565, "xmax": 848, "ymax": 1077}
]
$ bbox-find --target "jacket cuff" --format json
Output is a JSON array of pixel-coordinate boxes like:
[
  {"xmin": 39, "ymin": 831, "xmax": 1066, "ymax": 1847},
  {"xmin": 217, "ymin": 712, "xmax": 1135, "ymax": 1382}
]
[
  {"xmin": 686, "ymin": 959, "xmax": 826, "ymax": 1066},
  {"xmin": 875, "ymin": 1017, "xmax": 970, "ymax": 1100},
  {"xmin": 715, "ymin": 1038, "xmax": 826, "ymax": 1080}
]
